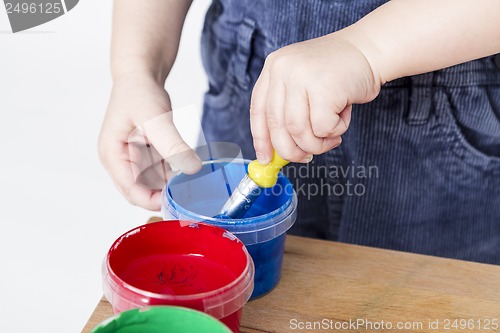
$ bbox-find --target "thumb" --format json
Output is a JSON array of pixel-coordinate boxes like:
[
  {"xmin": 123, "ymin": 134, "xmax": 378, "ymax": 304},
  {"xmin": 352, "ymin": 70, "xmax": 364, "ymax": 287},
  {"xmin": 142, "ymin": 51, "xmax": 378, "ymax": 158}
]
[{"xmin": 138, "ymin": 111, "xmax": 202, "ymax": 175}]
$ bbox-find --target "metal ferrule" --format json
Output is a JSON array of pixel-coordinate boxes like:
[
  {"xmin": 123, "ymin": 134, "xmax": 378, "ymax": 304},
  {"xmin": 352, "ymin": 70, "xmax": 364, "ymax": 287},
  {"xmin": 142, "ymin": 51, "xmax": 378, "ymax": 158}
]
[{"xmin": 217, "ymin": 175, "xmax": 262, "ymax": 219}]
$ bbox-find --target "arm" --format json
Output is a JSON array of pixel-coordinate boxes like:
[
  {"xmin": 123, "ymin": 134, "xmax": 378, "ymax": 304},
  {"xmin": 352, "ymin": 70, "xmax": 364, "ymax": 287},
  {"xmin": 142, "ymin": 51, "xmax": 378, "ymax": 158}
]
[
  {"xmin": 251, "ymin": 0, "xmax": 500, "ymax": 164},
  {"xmin": 110, "ymin": 0, "xmax": 191, "ymax": 83},
  {"xmin": 347, "ymin": 0, "xmax": 500, "ymax": 85},
  {"xmin": 99, "ymin": 0, "xmax": 201, "ymax": 211}
]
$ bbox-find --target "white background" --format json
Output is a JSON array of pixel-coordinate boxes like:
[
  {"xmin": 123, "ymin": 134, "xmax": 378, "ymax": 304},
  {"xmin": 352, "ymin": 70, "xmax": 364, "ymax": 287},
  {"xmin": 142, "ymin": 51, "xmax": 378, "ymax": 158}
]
[{"xmin": 0, "ymin": 1, "xmax": 210, "ymax": 332}]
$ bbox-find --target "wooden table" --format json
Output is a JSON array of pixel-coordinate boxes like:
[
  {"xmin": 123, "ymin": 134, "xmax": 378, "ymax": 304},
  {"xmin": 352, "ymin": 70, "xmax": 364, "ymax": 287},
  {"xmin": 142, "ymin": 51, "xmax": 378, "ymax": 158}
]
[{"xmin": 82, "ymin": 222, "xmax": 500, "ymax": 333}]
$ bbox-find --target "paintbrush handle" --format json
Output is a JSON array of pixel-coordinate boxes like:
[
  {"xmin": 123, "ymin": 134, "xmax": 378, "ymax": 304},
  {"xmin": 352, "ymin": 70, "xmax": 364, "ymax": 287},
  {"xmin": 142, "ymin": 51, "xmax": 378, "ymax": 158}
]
[{"xmin": 248, "ymin": 151, "xmax": 289, "ymax": 188}]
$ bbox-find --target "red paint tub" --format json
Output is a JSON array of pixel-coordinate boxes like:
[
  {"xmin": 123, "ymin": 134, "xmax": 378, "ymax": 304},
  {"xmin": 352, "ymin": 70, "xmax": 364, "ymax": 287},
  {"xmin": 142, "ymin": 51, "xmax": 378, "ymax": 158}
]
[{"xmin": 102, "ymin": 221, "xmax": 254, "ymax": 333}]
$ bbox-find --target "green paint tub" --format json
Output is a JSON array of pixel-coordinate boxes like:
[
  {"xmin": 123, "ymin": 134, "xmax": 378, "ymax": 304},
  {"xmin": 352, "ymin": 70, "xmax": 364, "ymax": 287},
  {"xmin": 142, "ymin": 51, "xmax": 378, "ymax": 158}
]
[{"xmin": 90, "ymin": 306, "xmax": 232, "ymax": 333}]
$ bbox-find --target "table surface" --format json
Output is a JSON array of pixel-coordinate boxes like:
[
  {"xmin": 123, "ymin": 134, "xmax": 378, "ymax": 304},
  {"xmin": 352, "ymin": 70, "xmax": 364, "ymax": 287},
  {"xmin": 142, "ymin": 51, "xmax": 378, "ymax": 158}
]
[{"xmin": 82, "ymin": 219, "xmax": 500, "ymax": 333}]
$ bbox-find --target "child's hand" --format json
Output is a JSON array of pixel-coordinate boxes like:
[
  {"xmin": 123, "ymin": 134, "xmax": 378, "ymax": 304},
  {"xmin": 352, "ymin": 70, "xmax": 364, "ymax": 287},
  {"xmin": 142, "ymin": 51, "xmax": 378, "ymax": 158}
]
[
  {"xmin": 250, "ymin": 0, "xmax": 500, "ymax": 165},
  {"xmin": 250, "ymin": 33, "xmax": 381, "ymax": 164},
  {"xmin": 98, "ymin": 74, "xmax": 201, "ymax": 210}
]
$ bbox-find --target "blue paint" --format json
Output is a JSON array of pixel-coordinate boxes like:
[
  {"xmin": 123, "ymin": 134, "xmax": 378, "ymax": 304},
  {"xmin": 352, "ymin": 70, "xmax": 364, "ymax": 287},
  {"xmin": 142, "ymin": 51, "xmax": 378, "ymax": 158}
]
[
  {"xmin": 162, "ymin": 160, "xmax": 297, "ymax": 299},
  {"xmin": 246, "ymin": 234, "xmax": 286, "ymax": 298}
]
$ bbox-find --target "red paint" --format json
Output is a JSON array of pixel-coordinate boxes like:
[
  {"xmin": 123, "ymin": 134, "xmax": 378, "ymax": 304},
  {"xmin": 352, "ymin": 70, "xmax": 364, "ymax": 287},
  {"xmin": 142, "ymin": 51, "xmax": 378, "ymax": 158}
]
[
  {"xmin": 103, "ymin": 221, "xmax": 254, "ymax": 333},
  {"xmin": 120, "ymin": 253, "xmax": 238, "ymax": 295}
]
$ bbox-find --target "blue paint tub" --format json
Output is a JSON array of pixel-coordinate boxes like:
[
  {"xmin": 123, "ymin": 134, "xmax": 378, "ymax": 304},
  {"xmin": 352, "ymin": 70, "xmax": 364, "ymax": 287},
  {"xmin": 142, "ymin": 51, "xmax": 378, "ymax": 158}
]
[{"xmin": 161, "ymin": 159, "xmax": 297, "ymax": 299}]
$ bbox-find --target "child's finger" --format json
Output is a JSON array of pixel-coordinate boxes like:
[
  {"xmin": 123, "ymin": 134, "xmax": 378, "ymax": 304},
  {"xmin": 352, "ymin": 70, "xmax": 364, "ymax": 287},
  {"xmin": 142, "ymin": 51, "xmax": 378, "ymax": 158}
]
[
  {"xmin": 266, "ymin": 78, "xmax": 308, "ymax": 162},
  {"xmin": 106, "ymin": 146, "xmax": 163, "ymax": 211},
  {"xmin": 141, "ymin": 112, "xmax": 202, "ymax": 175},
  {"xmin": 250, "ymin": 67, "xmax": 273, "ymax": 164},
  {"xmin": 322, "ymin": 136, "xmax": 343, "ymax": 152},
  {"xmin": 284, "ymin": 85, "xmax": 323, "ymax": 155},
  {"xmin": 336, "ymin": 104, "xmax": 353, "ymax": 135},
  {"xmin": 309, "ymin": 93, "xmax": 344, "ymax": 138}
]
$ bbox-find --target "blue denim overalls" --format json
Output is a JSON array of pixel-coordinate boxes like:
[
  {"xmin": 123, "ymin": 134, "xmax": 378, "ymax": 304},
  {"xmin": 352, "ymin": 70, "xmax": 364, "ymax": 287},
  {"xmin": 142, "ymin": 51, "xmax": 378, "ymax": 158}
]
[{"xmin": 200, "ymin": 0, "xmax": 500, "ymax": 264}]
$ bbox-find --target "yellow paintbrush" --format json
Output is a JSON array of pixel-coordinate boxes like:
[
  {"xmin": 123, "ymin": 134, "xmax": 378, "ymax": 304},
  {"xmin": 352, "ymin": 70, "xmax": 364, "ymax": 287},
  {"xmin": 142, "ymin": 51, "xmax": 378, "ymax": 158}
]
[{"xmin": 217, "ymin": 151, "xmax": 289, "ymax": 218}]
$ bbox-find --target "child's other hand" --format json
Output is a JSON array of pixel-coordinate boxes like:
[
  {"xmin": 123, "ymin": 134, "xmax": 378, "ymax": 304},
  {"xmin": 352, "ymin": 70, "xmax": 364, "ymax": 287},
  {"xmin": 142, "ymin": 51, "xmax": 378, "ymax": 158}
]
[
  {"xmin": 98, "ymin": 74, "xmax": 201, "ymax": 211},
  {"xmin": 250, "ymin": 32, "xmax": 381, "ymax": 164}
]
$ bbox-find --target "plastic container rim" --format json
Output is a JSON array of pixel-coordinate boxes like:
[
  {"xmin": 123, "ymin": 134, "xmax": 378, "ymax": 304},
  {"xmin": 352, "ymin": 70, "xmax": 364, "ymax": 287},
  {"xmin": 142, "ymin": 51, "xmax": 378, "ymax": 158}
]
[
  {"xmin": 103, "ymin": 221, "xmax": 254, "ymax": 304},
  {"xmin": 91, "ymin": 306, "xmax": 233, "ymax": 333},
  {"xmin": 161, "ymin": 158, "xmax": 297, "ymax": 235}
]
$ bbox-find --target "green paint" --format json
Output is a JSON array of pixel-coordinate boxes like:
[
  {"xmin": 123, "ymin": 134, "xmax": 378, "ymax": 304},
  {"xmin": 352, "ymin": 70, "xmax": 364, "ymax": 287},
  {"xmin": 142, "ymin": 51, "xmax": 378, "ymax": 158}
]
[{"xmin": 91, "ymin": 306, "xmax": 232, "ymax": 333}]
